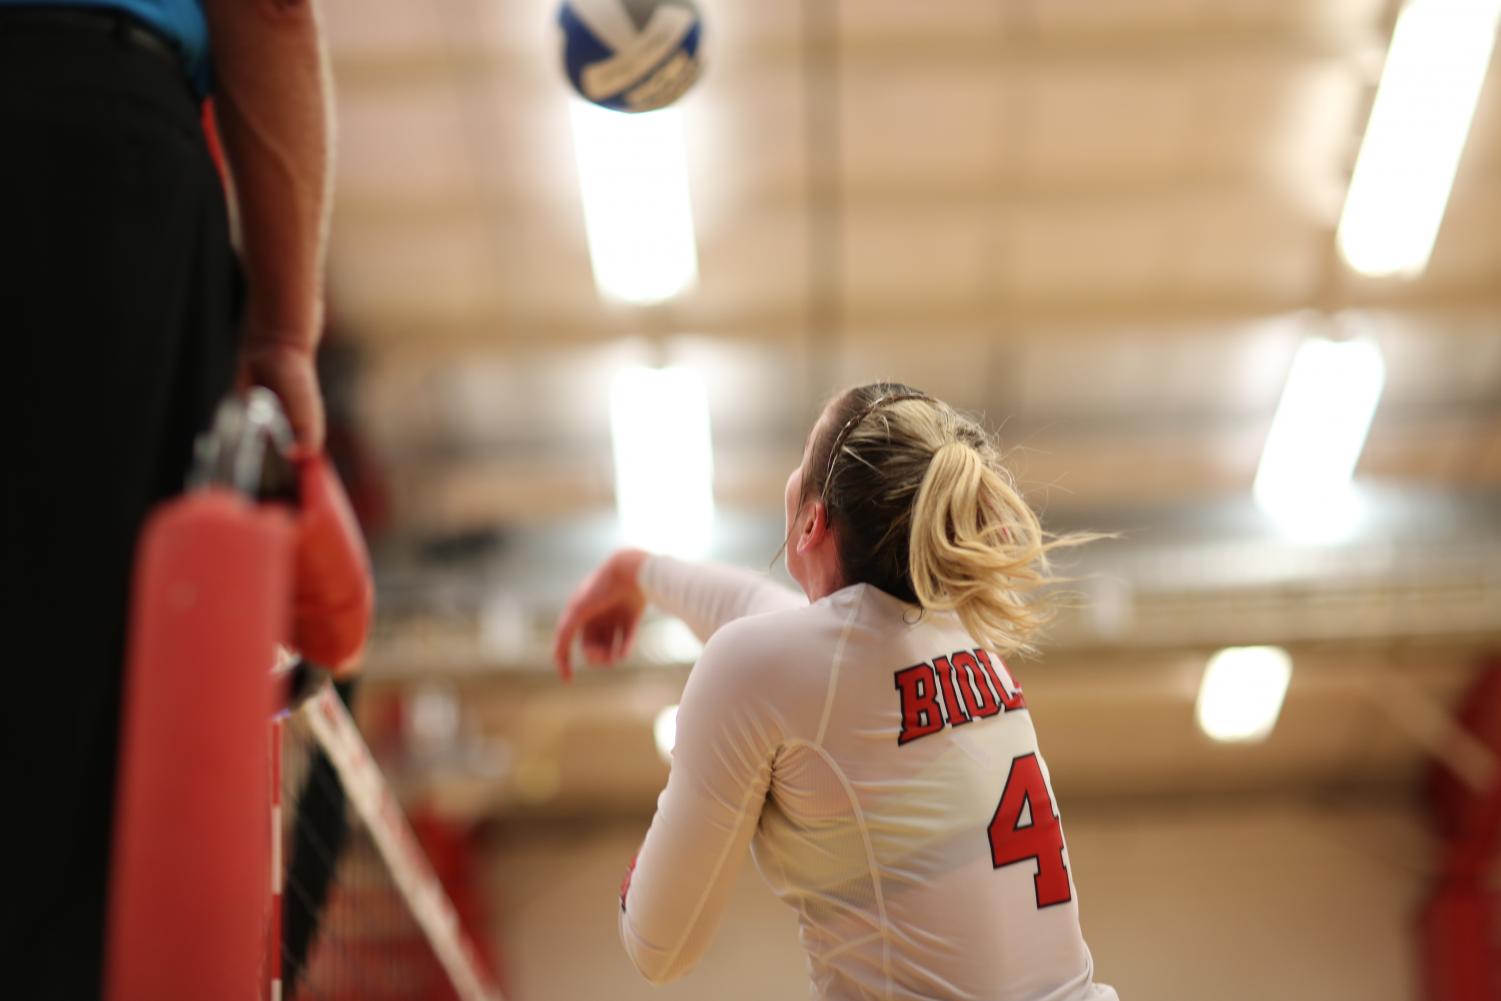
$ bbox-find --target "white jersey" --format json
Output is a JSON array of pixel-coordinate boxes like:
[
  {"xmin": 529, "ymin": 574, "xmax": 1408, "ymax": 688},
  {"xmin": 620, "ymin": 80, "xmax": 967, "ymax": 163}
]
[{"xmin": 621, "ymin": 556, "xmax": 1118, "ymax": 1001}]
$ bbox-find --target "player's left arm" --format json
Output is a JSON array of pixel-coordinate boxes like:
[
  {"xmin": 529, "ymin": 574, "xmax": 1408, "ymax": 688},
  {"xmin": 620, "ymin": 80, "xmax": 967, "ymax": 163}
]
[{"xmin": 617, "ymin": 618, "xmax": 784, "ymax": 984}]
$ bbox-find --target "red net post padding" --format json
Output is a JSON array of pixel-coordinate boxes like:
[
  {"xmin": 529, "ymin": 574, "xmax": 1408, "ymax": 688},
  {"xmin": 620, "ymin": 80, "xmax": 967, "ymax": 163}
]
[{"xmin": 106, "ymin": 489, "xmax": 293, "ymax": 999}]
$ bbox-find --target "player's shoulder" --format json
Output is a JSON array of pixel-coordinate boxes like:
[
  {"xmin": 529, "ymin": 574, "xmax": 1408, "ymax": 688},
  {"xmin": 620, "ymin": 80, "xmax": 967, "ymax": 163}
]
[
  {"xmin": 705, "ymin": 601, "xmax": 822, "ymax": 658},
  {"xmin": 700, "ymin": 600, "xmax": 842, "ymax": 687}
]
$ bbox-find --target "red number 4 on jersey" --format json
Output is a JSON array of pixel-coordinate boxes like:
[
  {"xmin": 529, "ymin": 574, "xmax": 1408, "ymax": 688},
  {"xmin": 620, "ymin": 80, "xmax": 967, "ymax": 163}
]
[{"xmin": 987, "ymin": 753, "xmax": 1073, "ymax": 908}]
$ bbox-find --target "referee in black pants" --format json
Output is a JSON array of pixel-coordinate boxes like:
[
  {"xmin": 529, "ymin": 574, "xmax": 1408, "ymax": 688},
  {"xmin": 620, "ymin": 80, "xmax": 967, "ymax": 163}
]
[{"xmin": 0, "ymin": 1, "xmax": 334, "ymax": 995}]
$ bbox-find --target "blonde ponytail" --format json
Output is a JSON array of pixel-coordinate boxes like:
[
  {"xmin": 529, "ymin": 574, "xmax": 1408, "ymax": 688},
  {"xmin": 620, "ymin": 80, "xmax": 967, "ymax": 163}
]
[{"xmin": 909, "ymin": 441, "xmax": 1055, "ymax": 657}]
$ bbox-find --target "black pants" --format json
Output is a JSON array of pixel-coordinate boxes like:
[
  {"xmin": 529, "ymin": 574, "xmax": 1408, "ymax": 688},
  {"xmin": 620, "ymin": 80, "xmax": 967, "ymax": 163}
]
[{"xmin": 0, "ymin": 20, "xmax": 241, "ymax": 999}]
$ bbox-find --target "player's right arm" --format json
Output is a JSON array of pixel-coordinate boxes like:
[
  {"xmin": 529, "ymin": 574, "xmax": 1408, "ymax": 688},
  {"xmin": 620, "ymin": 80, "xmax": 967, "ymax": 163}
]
[
  {"xmin": 204, "ymin": 0, "xmax": 335, "ymax": 450},
  {"xmin": 617, "ymin": 617, "xmax": 783, "ymax": 983},
  {"xmin": 552, "ymin": 549, "xmax": 804, "ymax": 680}
]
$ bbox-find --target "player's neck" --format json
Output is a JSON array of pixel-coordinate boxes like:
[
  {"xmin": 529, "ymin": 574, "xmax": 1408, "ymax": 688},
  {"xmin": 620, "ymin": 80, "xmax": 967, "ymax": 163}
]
[{"xmin": 798, "ymin": 551, "xmax": 847, "ymax": 603}]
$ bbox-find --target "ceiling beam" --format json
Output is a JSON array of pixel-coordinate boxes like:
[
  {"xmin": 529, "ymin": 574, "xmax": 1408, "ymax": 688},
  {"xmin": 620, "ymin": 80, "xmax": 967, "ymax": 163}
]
[
  {"xmin": 339, "ymin": 281, "xmax": 1501, "ymax": 359},
  {"xmin": 332, "ymin": 170, "xmax": 1299, "ymax": 229},
  {"xmin": 329, "ymin": 20, "xmax": 1390, "ymax": 93}
]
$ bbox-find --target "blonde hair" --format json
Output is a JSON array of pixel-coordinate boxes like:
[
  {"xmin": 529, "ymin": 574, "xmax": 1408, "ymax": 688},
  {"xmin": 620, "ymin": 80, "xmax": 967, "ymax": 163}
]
[{"xmin": 802, "ymin": 382, "xmax": 1094, "ymax": 658}]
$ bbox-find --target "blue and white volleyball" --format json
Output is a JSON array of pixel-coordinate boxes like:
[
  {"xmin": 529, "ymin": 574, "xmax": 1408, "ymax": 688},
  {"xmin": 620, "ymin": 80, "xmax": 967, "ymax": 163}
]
[{"xmin": 559, "ymin": 0, "xmax": 704, "ymax": 113}]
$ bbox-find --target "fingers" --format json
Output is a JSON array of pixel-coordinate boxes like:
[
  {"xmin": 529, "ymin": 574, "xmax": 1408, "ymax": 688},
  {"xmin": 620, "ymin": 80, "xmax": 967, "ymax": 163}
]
[
  {"xmin": 582, "ymin": 618, "xmax": 621, "ymax": 667},
  {"xmin": 241, "ymin": 340, "xmax": 327, "ymax": 451},
  {"xmin": 276, "ymin": 365, "xmax": 326, "ymax": 452},
  {"xmin": 618, "ymin": 617, "xmax": 640, "ymax": 662},
  {"xmin": 552, "ymin": 602, "xmax": 580, "ymax": 683},
  {"xmin": 552, "ymin": 557, "xmax": 649, "ymax": 683},
  {"xmin": 555, "ymin": 604, "xmax": 624, "ymax": 679},
  {"xmin": 562, "ymin": 611, "xmax": 636, "ymax": 679},
  {"xmin": 289, "ymin": 395, "xmax": 327, "ymax": 454}
]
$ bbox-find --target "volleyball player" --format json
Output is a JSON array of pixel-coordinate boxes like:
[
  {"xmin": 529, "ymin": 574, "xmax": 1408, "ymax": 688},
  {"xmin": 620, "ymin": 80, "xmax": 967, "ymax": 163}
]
[{"xmin": 554, "ymin": 382, "xmax": 1119, "ymax": 1000}]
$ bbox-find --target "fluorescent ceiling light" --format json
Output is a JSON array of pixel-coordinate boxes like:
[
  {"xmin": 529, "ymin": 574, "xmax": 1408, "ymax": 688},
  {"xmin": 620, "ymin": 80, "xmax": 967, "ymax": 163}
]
[
  {"xmin": 1254, "ymin": 336, "xmax": 1384, "ymax": 543},
  {"xmin": 570, "ymin": 102, "xmax": 698, "ymax": 304},
  {"xmin": 610, "ymin": 365, "xmax": 715, "ymax": 558},
  {"xmin": 1196, "ymin": 646, "xmax": 1293, "ymax": 743},
  {"xmin": 1336, "ymin": 0, "xmax": 1501, "ymax": 277},
  {"xmin": 653, "ymin": 704, "xmax": 679, "ymax": 763}
]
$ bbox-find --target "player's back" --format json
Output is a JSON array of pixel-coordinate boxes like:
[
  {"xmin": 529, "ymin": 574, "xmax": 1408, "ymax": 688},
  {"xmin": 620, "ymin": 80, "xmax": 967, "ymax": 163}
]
[{"xmin": 749, "ymin": 584, "xmax": 1114, "ymax": 1001}]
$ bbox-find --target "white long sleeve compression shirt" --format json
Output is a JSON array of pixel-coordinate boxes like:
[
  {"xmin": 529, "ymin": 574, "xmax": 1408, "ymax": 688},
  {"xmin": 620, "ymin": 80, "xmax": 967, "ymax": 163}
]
[{"xmin": 619, "ymin": 556, "xmax": 1119, "ymax": 1001}]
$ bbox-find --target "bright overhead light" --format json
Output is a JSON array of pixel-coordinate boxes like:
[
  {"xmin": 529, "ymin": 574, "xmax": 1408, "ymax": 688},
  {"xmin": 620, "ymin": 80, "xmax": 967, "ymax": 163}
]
[
  {"xmin": 1196, "ymin": 646, "xmax": 1293, "ymax": 743},
  {"xmin": 570, "ymin": 102, "xmax": 698, "ymax": 304},
  {"xmin": 1254, "ymin": 336, "xmax": 1385, "ymax": 543},
  {"xmin": 1336, "ymin": 0, "xmax": 1501, "ymax": 277},
  {"xmin": 653, "ymin": 704, "xmax": 679, "ymax": 764},
  {"xmin": 610, "ymin": 365, "xmax": 715, "ymax": 558}
]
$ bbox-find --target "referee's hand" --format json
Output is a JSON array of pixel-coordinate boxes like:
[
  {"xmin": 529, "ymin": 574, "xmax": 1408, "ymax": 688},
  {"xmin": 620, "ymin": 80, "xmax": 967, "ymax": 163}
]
[
  {"xmin": 553, "ymin": 548, "xmax": 650, "ymax": 683},
  {"xmin": 242, "ymin": 338, "xmax": 325, "ymax": 452}
]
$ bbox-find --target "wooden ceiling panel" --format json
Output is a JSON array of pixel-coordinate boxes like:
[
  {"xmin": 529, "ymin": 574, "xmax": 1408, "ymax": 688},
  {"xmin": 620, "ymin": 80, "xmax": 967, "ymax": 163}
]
[
  {"xmin": 1026, "ymin": 0, "xmax": 1255, "ymax": 37},
  {"xmin": 1419, "ymin": 187, "xmax": 1501, "ymax": 286},
  {"xmin": 834, "ymin": 0, "xmax": 1004, "ymax": 41},
  {"xmin": 836, "ymin": 63, "xmax": 1011, "ymax": 189},
  {"xmin": 680, "ymin": 78, "xmax": 806, "ymax": 237},
  {"xmin": 335, "ymin": 83, "xmax": 497, "ymax": 198},
  {"xmin": 323, "ymin": 0, "xmax": 471, "ymax": 60},
  {"xmin": 830, "ymin": 328, "xmax": 999, "ymax": 416},
  {"xmin": 1006, "ymin": 329, "xmax": 1287, "ymax": 423},
  {"xmin": 1015, "ymin": 70, "xmax": 1201, "ymax": 184},
  {"xmin": 1375, "ymin": 318, "xmax": 1501, "ymax": 409},
  {"xmin": 331, "ymin": 218, "xmax": 505, "ymax": 326},
  {"xmin": 692, "ymin": 205, "xmax": 808, "ymax": 319},
  {"xmin": 838, "ymin": 205, "xmax": 994, "ymax": 305},
  {"xmin": 1169, "ymin": 198, "xmax": 1323, "ymax": 303},
  {"xmin": 1461, "ymin": 66, "xmax": 1501, "ymax": 168},
  {"xmin": 997, "ymin": 201, "xmax": 1181, "ymax": 302},
  {"xmin": 1026, "ymin": 0, "xmax": 1388, "ymax": 40},
  {"xmin": 1361, "ymin": 417, "xmax": 1494, "ymax": 487}
]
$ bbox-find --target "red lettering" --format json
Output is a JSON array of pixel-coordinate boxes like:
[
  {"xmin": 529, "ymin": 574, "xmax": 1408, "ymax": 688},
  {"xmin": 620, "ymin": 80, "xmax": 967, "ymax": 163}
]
[
  {"xmin": 951, "ymin": 650, "xmax": 1001, "ymax": 718},
  {"xmin": 976, "ymin": 649, "xmax": 1026, "ymax": 710},
  {"xmin": 931, "ymin": 656, "xmax": 973, "ymax": 727},
  {"xmin": 987, "ymin": 753, "xmax": 1071, "ymax": 908},
  {"xmin": 894, "ymin": 662, "xmax": 944, "ymax": 745}
]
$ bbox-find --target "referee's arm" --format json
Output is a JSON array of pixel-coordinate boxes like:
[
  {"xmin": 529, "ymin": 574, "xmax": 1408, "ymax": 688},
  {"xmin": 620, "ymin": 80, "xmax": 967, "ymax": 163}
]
[{"xmin": 205, "ymin": 0, "xmax": 335, "ymax": 450}]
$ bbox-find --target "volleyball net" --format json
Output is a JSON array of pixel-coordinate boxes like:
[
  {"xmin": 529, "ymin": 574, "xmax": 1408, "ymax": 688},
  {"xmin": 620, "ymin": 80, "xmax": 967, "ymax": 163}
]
[{"xmin": 272, "ymin": 673, "xmax": 502, "ymax": 1001}]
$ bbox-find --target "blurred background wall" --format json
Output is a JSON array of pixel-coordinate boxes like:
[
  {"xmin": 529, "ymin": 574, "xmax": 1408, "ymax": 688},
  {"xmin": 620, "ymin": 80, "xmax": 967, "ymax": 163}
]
[
  {"xmin": 306, "ymin": 0, "xmax": 1501, "ymax": 998},
  {"xmin": 486, "ymin": 804, "xmax": 1427, "ymax": 1001}
]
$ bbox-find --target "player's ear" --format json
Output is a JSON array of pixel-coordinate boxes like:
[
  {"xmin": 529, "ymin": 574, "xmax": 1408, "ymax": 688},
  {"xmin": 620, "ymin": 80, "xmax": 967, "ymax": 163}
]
[{"xmin": 796, "ymin": 499, "xmax": 829, "ymax": 555}]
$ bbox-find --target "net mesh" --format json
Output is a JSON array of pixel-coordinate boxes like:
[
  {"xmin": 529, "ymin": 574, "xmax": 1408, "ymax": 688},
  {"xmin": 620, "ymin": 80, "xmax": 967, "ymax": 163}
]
[{"xmin": 274, "ymin": 682, "xmax": 501, "ymax": 1001}]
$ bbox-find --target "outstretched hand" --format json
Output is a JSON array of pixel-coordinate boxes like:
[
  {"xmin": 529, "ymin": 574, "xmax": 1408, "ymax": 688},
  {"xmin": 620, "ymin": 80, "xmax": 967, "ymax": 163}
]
[{"xmin": 553, "ymin": 548, "xmax": 650, "ymax": 682}]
